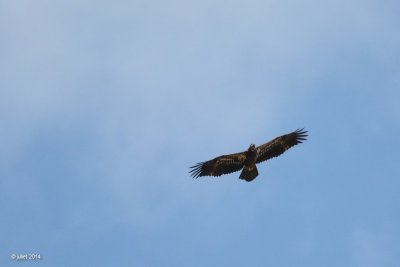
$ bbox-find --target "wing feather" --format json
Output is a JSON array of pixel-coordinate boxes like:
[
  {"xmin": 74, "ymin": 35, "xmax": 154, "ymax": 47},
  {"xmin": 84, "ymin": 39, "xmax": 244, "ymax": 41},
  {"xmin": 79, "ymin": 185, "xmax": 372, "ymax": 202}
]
[
  {"xmin": 256, "ymin": 128, "xmax": 308, "ymax": 164},
  {"xmin": 189, "ymin": 152, "xmax": 246, "ymax": 178}
]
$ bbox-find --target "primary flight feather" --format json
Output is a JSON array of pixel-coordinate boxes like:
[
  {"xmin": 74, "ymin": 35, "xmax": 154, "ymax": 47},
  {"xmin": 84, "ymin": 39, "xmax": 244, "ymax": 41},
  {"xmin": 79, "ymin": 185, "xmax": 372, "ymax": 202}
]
[{"xmin": 189, "ymin": 129, "xmax": 308, "ymax": 182}]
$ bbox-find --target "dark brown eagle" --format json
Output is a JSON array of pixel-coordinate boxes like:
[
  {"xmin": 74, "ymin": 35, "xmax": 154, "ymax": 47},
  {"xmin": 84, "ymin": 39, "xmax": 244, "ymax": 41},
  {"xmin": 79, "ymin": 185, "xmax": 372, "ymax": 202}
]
[{"xmin": 189, "ymin": 129, "xmax": 308, "ymax": 182}]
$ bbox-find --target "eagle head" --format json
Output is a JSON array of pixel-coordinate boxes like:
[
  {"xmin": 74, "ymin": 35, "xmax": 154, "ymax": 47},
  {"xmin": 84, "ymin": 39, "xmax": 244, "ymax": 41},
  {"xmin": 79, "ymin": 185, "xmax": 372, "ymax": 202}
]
[{"xmin": 249, "ymin": 144, "xmax": 256, "ymax": 151}]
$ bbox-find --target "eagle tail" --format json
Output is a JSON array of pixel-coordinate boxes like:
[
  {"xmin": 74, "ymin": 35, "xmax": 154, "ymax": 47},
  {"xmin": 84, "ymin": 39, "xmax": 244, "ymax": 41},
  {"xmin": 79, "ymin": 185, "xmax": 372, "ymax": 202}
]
[{"xmin": 239, "ymin": 166, "xmax": 259, "ymax": 182}]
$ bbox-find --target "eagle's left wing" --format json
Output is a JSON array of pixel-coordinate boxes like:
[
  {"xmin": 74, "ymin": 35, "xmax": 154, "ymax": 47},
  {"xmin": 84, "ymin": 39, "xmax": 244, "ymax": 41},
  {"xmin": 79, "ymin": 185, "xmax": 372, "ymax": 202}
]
[
  {"xmin": 189, "ymin": 152, "xmax": 246, "ymax": 178},
  {"xmin": 256, "ymin": 129, "xmax": 308, "ymax": 164}
]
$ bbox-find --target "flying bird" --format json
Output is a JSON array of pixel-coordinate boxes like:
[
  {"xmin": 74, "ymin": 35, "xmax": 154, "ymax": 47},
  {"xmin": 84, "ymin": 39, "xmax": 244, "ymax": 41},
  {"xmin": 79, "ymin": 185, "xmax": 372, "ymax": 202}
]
[{"xmin": 189, "ymin": 129, "xmax": 308, "ymax": 182}]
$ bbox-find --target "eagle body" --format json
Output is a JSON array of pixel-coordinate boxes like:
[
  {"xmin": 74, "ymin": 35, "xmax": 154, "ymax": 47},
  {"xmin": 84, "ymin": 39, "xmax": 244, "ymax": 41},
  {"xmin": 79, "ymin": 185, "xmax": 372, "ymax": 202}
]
[
  {"xmin": 243, "ymin": 144, "xmax": 257, "ymax": 167},
  {"xmin": 240, "ymin": 144, "xmax": 258, "ymax": 181},
  {"xmin": 189, "ymin": 129, "xmax": 308, "ymax": 182}
]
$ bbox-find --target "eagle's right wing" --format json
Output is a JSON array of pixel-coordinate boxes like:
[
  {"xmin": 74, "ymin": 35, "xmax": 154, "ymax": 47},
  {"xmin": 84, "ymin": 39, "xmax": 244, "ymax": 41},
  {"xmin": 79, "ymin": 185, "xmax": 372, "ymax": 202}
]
[
  {"xmin": 256, "ymin": 128, "xmax": 308, "ymax": 164},
  {"xmin": 189, "ymin": 152, "xmax": 246, "ymax": 178}
]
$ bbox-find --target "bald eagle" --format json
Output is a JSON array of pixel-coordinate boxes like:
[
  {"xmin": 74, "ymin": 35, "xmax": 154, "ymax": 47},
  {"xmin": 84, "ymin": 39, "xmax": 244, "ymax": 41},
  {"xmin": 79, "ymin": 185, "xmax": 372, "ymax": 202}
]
[{"xmin": 189, "ymin": 129, "xmax": 308, "ymax": 182}]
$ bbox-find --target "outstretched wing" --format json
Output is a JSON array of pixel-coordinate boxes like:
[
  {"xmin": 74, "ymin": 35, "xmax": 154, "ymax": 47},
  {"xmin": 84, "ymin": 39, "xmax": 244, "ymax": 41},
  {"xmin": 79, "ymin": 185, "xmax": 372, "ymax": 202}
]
[
  {"xmin": 256, "ymin": 128, "xmax": 308, "ymax": 164},
  {"xmin": 189, "ymin": 152, "xmax": 246, "ymax": 178}
]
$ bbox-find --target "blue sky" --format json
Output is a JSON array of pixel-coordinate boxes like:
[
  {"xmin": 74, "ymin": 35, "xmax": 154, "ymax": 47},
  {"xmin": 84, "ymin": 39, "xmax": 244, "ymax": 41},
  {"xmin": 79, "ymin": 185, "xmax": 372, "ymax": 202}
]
[{"xmin": 1, "ymin": 0, "xmax": 400, "ymax": 266}]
